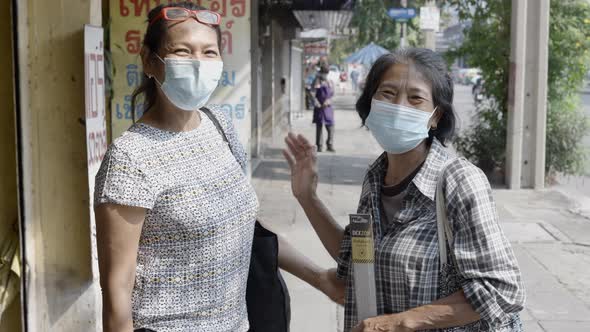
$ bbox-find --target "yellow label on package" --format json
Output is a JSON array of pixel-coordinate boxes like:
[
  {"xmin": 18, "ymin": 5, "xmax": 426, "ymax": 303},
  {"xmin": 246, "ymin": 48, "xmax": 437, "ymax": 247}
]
[
  {"xmin": 350, "ymin": 214, "xmax": 375, "ymax": 264},
  {"xmin": 352, "ymin": 238, "xmax": 375, "ymax": 263}
]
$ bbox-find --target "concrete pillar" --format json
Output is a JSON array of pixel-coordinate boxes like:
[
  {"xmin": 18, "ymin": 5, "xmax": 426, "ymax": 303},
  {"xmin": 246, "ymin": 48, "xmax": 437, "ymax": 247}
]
[
  {"xmin": 522, "ymin": 0, "xmax": 549, "ymax": 189},
  {"xmin": 260, "ymin": 23, "xmax": 274, "ymax": 141},
  {"xmin": 289, "ymin": 42, "xmax": 303, "ymax": 124},
  {"xmin": 272, "ymin": 19, "xmax": 283, "ymax": 138},
  {"xmin": 281, "ymin": 39, "xmax": 291, "ymax": 128},
  {"xmin": 506, "ymin": 0, "xmax": 527, "ymax": 189},
  {"xmin": 506, "ymin": 0, "xmax": 549, "ymax": 189},
  {"xmin": 13, "ymin": 0, "xmax": 103, "ymax": 330},
  {"xmin": 250, "ymin": 0, "xmax": 261, "ymax": 160},
  {"xmin": 0, "ymin": 1, "xmax": 22, "ymax": 330}
]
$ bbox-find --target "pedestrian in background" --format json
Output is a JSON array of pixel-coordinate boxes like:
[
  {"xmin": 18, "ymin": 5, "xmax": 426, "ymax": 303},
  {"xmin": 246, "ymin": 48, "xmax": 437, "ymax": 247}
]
[
  {"xmin": 313, "ymin": 75, "xmax": 335, "ymax": 152},
  {"xmin": 350, "ymin": 67, "xmax": 359, "ymax": 92},
  {"xmin": 304, "ymin": 67, "xmax": 317, "ymax": 110},
  {"xmin": 283, "ymin": 48, "xmax": 525, "ymax": 332}
]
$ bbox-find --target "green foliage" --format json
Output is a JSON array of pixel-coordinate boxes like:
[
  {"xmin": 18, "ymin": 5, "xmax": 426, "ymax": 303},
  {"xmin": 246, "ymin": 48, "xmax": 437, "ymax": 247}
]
[
  {"xmin": 545, "ymin": 0, "xmax": 590, "ymax": 176},
  {"xmin": 447, "ymin": 0, "xmax": 511, "ymax": 111},
  {"xmin": 546, "ymin": 96, "xmax": 590, "ymax": 176},
  {"xmin": 329, "ymin": 0, "xmax": 427, "ymax": 64},
  {"xmin": 449, "ymin": 0, "xmax": 590, "ymax": 178},
  {"xmin": 454, "ymin": 100, "xmax": 506, "ymax": 172}
]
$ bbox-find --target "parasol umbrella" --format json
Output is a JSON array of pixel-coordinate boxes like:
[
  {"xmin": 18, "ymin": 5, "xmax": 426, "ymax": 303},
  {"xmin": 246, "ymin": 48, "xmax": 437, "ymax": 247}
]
[{"xmin": 344, "ymin": 42, "xmax": 390, "ymax": 66}]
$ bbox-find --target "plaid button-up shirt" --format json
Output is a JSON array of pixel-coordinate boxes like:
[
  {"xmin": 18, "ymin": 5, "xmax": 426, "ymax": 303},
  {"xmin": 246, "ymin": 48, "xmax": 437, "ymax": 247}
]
[{"xmin": 336, "ymin": 139, "xmax": 525, "ymax": 331}]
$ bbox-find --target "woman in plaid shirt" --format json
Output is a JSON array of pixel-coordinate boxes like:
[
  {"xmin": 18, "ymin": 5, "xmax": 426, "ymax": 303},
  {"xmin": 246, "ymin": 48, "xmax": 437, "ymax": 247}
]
[{"xmin": 283, "ymin": 48, "xmax": 525, "ymax": 332}]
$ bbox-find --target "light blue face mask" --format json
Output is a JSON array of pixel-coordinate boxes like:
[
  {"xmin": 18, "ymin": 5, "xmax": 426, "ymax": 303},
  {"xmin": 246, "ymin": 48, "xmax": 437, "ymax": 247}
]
[
  {"xmin": 366, "ymin": 98, "xmax": 436, "ymax": 154},
  {"xmin": 153, "ymin": 55, "xmax": 223, "ymax": 111}
]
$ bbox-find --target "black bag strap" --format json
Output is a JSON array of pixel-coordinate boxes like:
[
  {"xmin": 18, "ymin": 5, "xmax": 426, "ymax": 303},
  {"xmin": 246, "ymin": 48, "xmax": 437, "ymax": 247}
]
[
  {"xmin": 200, "ymin": 107, "xmax": 239, "ymax": 161},
  {"xmin": 200, "ymin": 107, "xmax": 229, "ymax": 143}
]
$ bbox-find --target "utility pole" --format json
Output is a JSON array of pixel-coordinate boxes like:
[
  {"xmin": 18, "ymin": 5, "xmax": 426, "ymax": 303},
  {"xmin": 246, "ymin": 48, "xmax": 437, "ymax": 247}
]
[
  {"xmin": 423, "ymin": 0, "xmax": 437, "ymax": 50},
  {"xmin": 400, "ymin": 0, "xmax": 407, "ymax": 48},
  {"xmin": 506, "ymin": 0, "xmax": 550, "ymax": 189}
]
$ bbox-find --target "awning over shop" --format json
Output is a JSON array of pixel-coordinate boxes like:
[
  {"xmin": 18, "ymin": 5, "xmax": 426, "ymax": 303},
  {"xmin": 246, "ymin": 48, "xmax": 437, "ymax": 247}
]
[
  {"xmin": 293, "ymin": 10, "xmax": 353, "ymax": 33},
  {"xmin": 292, "ymin": 0, "xmax": 355, "ymax": 10}
]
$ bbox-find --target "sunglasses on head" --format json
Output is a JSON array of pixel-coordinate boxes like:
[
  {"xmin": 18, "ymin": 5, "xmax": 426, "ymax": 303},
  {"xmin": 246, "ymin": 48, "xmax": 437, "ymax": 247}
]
[{"xmin": 149, "ymin": 7, "xmax": 221, "ymax": 26}]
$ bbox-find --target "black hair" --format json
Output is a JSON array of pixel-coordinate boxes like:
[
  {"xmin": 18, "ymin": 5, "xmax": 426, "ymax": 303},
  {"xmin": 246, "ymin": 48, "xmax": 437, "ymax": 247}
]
[
  {"xmin": 131, "ymin": 2, "xmax": 222, "ymax": 119},
  {"xmin": 355, "ymin": 48, "xmax": 456, "ymax": 145}
]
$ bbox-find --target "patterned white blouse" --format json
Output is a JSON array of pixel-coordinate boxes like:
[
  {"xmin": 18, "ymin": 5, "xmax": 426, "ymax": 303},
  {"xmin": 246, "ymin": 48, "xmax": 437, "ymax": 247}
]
[{"xmin": 94, "ymin": 106, "xmax": 258, "ymax": 332}]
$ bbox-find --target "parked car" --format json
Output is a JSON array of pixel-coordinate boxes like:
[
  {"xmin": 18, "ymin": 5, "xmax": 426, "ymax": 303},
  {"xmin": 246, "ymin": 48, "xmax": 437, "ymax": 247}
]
[
  {"xmin": 453, "ymin": 68, "xmax": 482, "ymax": 85},
  {"xmin": 464, "ymin": 68, "xmax": 481, "ymax": 85}
]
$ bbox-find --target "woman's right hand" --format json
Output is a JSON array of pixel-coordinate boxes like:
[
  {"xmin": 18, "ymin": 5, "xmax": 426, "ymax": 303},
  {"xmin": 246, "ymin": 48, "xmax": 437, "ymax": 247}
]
[{"xmin": 283, "ymin": 132, "xmax": 318, "ymax": 202}]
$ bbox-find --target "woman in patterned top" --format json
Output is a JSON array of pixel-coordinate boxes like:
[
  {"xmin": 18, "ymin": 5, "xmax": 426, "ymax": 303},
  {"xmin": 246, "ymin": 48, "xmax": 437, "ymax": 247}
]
[
  {"xmin": 283, "ymin": 48, "xmax": 525, "ymax": 332},
  {"xmin": 94, "ymin": 3, "xmax": 343, "ymax": 331}
]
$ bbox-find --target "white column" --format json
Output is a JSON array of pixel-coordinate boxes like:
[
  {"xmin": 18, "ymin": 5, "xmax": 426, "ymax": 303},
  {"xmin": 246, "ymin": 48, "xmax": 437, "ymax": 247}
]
[
  {"xmin": 505, "ymin": 0, "xmax": 528, "ymax": 189},
  {"xmin": 423, "ymin": 0, "xmax": 437, "ymax": 50},
  {"xmin": 528, "ymin": 0, "xmax": 550, "ymax": 189}
]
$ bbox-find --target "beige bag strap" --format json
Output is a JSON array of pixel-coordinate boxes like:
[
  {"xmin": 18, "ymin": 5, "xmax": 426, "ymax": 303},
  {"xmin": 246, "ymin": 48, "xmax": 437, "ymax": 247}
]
[{"xmin": 436, "ymin": 158, "xmax": 457, "ymax": 267}]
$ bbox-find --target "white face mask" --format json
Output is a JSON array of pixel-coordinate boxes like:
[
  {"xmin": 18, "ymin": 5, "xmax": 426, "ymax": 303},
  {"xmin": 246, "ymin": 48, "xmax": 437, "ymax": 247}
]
[
  {"xmin": 153, "ymin": 55, "xmax": 223, "ymax": 111},
  {"xmin": 366, "ymin": 98, "xmax": 436, "ymax": 154}
]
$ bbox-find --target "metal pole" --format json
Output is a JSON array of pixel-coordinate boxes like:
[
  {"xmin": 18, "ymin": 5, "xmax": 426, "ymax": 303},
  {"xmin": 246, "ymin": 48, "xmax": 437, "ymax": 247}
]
[
  {"xmin": 505, "ymin": 0, "xmax": 528, "ymax": 189},
  {"xmin": 400, "ymin": 22, "xmax": 407, "ymax": 48}
]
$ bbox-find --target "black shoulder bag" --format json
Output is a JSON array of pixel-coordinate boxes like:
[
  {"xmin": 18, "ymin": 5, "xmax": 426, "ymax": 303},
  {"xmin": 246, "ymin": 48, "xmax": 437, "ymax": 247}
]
[{"xmin": 201, "ymin": 107, "xmax": 291, "ymax": 332}]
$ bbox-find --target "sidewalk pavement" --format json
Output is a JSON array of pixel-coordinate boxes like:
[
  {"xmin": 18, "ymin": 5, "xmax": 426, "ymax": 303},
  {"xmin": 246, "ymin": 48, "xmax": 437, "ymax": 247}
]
[{"xmin": 251, "ymin": 92, "xmax": 590, "ymax": 332}]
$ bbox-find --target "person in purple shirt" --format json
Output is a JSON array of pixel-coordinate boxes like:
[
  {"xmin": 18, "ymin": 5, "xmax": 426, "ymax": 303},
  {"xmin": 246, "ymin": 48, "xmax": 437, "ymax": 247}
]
[{"xmin": 313, "ymin": 75, "xmax": 335, "ymax": 152}]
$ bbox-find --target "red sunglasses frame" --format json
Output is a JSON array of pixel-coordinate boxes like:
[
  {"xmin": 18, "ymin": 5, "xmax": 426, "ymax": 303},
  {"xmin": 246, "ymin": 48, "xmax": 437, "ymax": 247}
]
[{"xmin": 149, "ymin": 7, "xmax": 222, "ymax": 27}]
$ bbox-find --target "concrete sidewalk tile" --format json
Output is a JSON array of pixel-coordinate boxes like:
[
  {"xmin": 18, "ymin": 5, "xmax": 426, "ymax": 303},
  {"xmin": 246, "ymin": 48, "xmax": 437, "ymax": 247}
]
[
  {"xmin": 512, "ymin": 246, "xmax": 565, "ymax": 293},
  {"xmin": 501, "ymin": 223, "xmax": 557, "ymax": 243},
  {"xmin": 289, "ymin": 288, "xmax": 339, "ymax": 332},
  {"xmin": 539, "ymin": 320, "xmax": 590, "ymax": 332},
  {"xmin": 519, "ymin": 308, "xmax": 534, "ymax": 321},
  {"xmin": 521, "ymin": 320, "xmax": 545, "ymax": 332},
  {"xmin": 544, "ymin": 216, "xmax": 590, "ymax": 246},
  {"xmin": 525, "ymin": 291, "xmax": 590, "ymax": 321},
  {"xmin": 523, "ymin": 243, "xmax": 590, "ymax": 308},
  {"xmin": 537, "ymin": 222, "xmax": 573, "ymax": 243}
]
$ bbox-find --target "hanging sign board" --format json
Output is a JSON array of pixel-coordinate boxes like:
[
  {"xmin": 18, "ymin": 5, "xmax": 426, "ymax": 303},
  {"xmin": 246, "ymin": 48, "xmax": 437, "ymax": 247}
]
[
  {"xmin": 420, "ymin": 6, "xmax": 440, "ymax": 31},
  {"xmin": 386, "ymin": 7, "xmax": 416, "ymax": 22},
  {"xmin": 84, "ymin": 24, "xmax": 108, "ymax": 278}
]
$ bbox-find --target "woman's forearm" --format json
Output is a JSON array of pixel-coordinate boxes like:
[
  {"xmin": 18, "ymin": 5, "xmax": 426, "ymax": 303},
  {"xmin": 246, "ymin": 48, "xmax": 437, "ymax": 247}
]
[
  {"xmin": 297, "ymin": 194, "xmax": 344, "ymax": 261},
  {"xmin": 102, "ymin": 290, "xmax": 134, "ymax": 332},
  {"xmin": 398, "ymin": 290, "xmax": 481, "ymax": 330},
  {"xmin": 277, "ymin": 233, "xmax": 321, "ymax": 289}
]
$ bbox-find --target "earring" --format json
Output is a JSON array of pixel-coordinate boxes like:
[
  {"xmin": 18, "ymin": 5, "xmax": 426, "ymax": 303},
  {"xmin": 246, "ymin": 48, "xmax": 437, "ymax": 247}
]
[{"xmin": 146, "ymin": 73, "xmax": 153, "ymax": 79}]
